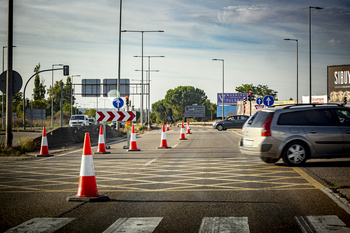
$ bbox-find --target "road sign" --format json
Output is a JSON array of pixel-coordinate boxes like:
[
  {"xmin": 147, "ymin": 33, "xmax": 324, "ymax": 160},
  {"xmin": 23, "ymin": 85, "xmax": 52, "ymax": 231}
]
[
  {"xmin": 112, "ymin": 97, "xmax": 124, "ymax": 109},
  {"xmin": 185, "ymin": 105, "xmax": 205, "ymax": 117},
  {"xmin": 263, "ymin": 95, "xmax": 274, "ymax": 107},
  {"xmin": 256, "ymin": 98, "xmax": 263, "ymax": 105},
  {"xmin": 0, "ymin": 70, "xmax": 23, "ymax": 94},
  {"xmin": 26, "ymin": 109, "xmax": 46, "ymax": 120},
  {"xmin": 96, "ymin": 111, "xmax": 136, "ymax": 122}
]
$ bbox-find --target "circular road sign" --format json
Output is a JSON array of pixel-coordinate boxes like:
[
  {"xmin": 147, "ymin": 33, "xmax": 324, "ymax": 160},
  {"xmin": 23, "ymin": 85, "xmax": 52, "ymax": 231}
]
[
  {"xmin": 112, "ymin": 97, "xmax": 124, "ymax": 109},
  {"xmin": 256, "ymin": 98, "xmax": 263, "ymax": 105},
  {"xmin": 0, "ymin": 70, "xmax": 23, "ymax": 94},
  {"xmin": 263, "ymin": 95, "xmax": 274, "ymax": 107}
]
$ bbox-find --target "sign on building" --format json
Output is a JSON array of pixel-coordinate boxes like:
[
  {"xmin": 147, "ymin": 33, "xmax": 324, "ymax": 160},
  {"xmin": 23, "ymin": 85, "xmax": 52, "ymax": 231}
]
[
  {"xmin": 82, "ymin": 79, "xmax": 101, "ymax": 97},
  {"xmin": 185, "ymin": 105, "xmax": 205, "ymax": 117},
  {"xmin": 327, "ymin": 64, "xmax": 350, "ymax": 104},
  {"xmin": 217, "ymin": 93, "xmax": 248, "ymax": 105}
]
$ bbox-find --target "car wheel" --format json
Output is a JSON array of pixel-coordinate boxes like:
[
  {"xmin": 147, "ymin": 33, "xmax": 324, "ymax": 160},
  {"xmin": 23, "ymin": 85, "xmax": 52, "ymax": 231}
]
[
  {"xmin": 282, "ymin": 141, "xmax": 308, "ymax": 166},
  {"xmin": 260, "ymin": 157, "xmax": 280, "ymax": 164},
  {"xmin": 217, "ymin": 125, "xmax": 224, "ymax": 131}
]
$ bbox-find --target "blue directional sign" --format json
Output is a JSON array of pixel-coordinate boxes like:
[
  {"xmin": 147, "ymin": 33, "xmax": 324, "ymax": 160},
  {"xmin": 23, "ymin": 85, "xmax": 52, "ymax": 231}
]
[
  {"xmin": 263, "ymin": 95, "xmax": 274, "ymax": 107},
  {"xmin": 112, "ymin": 97, "xmax": 124, "ymax": 109},
  {"xmin": 256, "ymin": 98, "xmax": 263, "ymax": 105}
]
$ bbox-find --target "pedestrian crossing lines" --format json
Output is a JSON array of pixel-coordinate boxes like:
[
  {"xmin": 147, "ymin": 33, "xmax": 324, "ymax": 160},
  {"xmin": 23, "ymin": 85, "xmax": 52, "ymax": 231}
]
[{"xmin": 5, "ymin": 215, "xmax": 350, "ymax": 233}]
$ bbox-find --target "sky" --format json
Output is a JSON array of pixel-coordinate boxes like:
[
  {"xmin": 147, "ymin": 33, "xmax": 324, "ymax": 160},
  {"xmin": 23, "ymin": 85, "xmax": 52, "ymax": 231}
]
[{"xmin": 1, "ymin": 0, "xmax": 350, "ymax": 111}]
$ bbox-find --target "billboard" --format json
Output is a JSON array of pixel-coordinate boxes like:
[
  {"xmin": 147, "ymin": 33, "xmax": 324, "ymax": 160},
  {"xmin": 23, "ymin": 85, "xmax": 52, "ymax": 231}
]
[
  {"xmin": 327, "ymin": 64, "xmax": 350, "ymax": 103},
  {"xmin": 82, "ymin": 79, "xmax": 101, "ymax": 97},
  {"xmin": 217, "ymin": 93, "xmax": 248, "ymax": 105},
  {"xmin": 185, "ymin": 105, "xmax": 205, "ymax": 117},
  {"xmin": 103, "ymin": 79, "xmax": 130, "ymax": 97}
]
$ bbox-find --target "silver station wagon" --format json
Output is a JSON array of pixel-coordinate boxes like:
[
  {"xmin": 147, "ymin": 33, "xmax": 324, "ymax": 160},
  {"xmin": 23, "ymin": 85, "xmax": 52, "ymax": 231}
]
[{"xmin": 239, "ymin": 104, "xmax": 350, "ymax": 166}]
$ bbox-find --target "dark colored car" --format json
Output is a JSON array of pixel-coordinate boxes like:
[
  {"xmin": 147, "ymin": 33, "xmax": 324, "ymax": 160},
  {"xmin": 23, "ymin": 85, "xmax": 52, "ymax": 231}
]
[{"xmin": 212, "ymin": 115, "xmax": 250, "ymax": 131}]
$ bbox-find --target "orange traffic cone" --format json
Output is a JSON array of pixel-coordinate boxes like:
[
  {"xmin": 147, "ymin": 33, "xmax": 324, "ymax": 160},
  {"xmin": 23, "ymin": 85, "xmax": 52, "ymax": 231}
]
[
  {"xmin": 94, "ymin": 125, "xmax": 110, "ymax": 154},
  {"xmin": 128, "ymin": 124, "xmax": 140, "ymax": 151},
  {"xmin": 187, "ymin": 121, "xmax": 192, "ymax": 134},
  {"xmin": 180, "ymin": 122, "xmax": 187, "ymax": 140},
  {"xmin": 177, "ymin": 121, "xmax": 179, "ymax": 127},
  {"xmin": 67, "ymin": 133, "xmax": 109, "ymax": 202},
  {"xmin": 36, "ymin": 127, "xmax": 53, "ymax": 157},
  {"xmin": 166, "ymin": 122, "xmax": 170, "ymax": 131},
  {"xmin": 147, "ymin": 122, "xmax": 151, "ymax": 131},
  {"xmin": 157, "ymin": 123, "xmax": 171, "ymax": 149}
]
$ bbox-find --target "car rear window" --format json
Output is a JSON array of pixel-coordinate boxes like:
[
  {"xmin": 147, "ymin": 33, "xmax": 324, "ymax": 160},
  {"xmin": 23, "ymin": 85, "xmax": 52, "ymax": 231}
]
[
  {"xmin": 277, "ymin": 109, "xmax": 338, "ymax": 126},
  {"xmin": 246, "ymin": 111, "xmax": 274, "ymax": 127}
]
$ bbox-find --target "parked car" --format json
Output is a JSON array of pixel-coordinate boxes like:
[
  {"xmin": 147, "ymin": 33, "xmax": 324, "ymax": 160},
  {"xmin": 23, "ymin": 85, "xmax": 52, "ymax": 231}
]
[
  {"xmin": 88, "ymin": 117, "xmax": 95, "ymax": 125},
  {"xmin": 213, "ymin": 115, "xmax": 249, "ymax": 131},
  {"xmin": 69, "ymin": 115, "xmax": 89, "ymax": 127},
  {"xmin": 239, "ymin": 104, "xmax": 350, "ymax": 166}
]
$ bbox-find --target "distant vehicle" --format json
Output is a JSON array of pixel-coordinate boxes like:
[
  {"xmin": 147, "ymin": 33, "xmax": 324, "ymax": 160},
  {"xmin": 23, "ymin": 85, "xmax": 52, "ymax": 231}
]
[
  {"xmin": 88, "ymin": 117, "xmax": 95, "ymax": 125},
  {"xmin": 69, "ymin": 115, "xmax": 89, "ymax": 127},
  {"xmin": 212, "ymin": 115, "xmax": 249, "ymax": 131},
  {"xmin": 111, "ymin": 121, "xmax": 124, "ymax": 129},
  {"xmin": 239, "ymin": 104, "xmax": 350, "ymax": 166}
]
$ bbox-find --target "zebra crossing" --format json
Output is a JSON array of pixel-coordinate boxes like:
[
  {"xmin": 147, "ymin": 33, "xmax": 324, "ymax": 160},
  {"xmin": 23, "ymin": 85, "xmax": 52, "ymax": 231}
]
[{"xmin": 5, "ymin": 215, "xmax": 350, "ymax": 233}]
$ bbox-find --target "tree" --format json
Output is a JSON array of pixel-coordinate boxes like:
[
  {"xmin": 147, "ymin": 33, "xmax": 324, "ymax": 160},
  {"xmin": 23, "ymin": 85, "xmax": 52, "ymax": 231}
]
[
  {"xmin": 235, "ymin": 84, "xmax": 278, "ymax": 99},
  {"xmin": 165, "ymin": 86, "xmax": 207, "ymax": 120},
  {"xmin": 33, "ymin": 63, "xmax": 46, "ymax": 101},
  {"xmin": 152, "ymin": 99, "xmax": 172, "ymax": 123},
  {"xmin": 85, "ymin": 109, "xmax": 96, "ymax": 118}
]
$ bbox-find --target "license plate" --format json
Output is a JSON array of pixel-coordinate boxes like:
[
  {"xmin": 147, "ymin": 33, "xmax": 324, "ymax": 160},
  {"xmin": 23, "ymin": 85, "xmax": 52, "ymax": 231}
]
[{"xmin": 243, "ymin": 139, "xmax": 253, "ymax": 147}]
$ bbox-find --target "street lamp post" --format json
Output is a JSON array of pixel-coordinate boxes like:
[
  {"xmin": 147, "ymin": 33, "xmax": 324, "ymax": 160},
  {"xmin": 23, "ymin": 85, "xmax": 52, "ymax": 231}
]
[
  {"xmin": 121, "ymin": 30, "xmax": 164, "ymax": 125},
  {"xmin": 134, "ymin": 55, "xmax": 164, "ymax": 125},
  {"xmin": 70, "ymin": 75, "xmax": 80, "ymax": 117},
  {"xmin": 2, "ymin": 46, "xmax": 16, "ymax": 128},
  {"xmin": 309, "ymin": 6, "xmax": 323, "ymax": 104},
  {"xmin": 212, "ymin": 59, "xmax": 225, "ymax": 120},
  {"xmin": 284, "ymin": 39, "xmax": 298, "ymax": 104},
  {"xmin": 51, "ymin": 64, "xmax": 64, "ymax": 126}
]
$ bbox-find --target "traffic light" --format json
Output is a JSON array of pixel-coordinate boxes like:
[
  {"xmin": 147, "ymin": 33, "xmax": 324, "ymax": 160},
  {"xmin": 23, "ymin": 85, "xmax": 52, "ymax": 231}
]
[
  {"xmin": 248, "ymin": 92, "xmax": 252, "ymax": 101},
  {"xmin": 63, "ymin": 65, "xmax": 69, "ymax": 76},
  {"xmin": 125, "ymin": 95, "xmax": 129, "ymax": 106},
  {"xmin": 243, "ymin": 97, "xmax": 247, "ymax": 105},
  {"xmin": 344, "ymin": 96, "xmax": 348, "ymax": 105}
]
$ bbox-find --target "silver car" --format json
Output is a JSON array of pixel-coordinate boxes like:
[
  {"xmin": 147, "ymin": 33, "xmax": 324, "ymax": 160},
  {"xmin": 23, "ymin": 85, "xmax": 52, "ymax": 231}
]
[
  {"xmin": 239, "ymin": 104, "xmax": 350, "ymax": 166},
  {"xmin": 213, "ymin": 115, "xmax": 249, "ymax": 131}
]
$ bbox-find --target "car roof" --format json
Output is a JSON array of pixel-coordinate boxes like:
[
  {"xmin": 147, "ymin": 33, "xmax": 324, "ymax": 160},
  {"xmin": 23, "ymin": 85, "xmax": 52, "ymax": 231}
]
[{"xmin": 259, "ymin": 104, "xmax": 350, "ymax": 112}]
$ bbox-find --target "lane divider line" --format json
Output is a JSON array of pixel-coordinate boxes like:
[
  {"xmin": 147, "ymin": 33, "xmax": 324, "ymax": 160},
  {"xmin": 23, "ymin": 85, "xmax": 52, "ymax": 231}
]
[{"xmin": 143, "ymin": 158, "xmax": 158, "ymax": 167}]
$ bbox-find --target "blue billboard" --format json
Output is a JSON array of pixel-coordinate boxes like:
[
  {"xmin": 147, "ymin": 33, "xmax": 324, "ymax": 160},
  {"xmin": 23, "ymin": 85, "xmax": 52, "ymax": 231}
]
[{"xmin": 217, "ymin": 106, "xmax": 237, "ymax": 118}]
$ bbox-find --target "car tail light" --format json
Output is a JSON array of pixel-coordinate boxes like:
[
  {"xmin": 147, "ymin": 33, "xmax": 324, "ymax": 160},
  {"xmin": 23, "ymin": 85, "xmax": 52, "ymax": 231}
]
[{"xmin": 261, "ymin": 116, "xmax": 273, "ymax": 137}]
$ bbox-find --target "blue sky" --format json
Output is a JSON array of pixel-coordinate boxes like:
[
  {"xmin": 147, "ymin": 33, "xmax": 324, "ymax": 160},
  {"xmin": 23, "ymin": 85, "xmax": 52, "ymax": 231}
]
[{"xmin": 1, "ymin": 0, "xmax": 350, "ymax": 109}]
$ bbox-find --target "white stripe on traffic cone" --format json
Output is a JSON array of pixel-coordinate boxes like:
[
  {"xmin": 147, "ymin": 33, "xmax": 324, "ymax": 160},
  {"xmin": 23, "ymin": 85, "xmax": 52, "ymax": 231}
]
[{"xmin": 157, "ymin": 123, "xmax": 171, "ymax": 149}]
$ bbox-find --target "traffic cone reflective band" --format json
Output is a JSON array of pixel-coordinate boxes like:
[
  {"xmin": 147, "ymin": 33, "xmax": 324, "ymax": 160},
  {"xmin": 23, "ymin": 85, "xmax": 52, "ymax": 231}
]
[
  {"xmin": 36, "ymin": 127, "xmax": 53, "ymax": 157},
  {"xmin": 147, "ymin": 122, "xmax": 151, "ymax": 131},
  {"xmin": 67, "ymin": 133, "xmax": 109, "ymax": 202},
  {"xmin": 157, "ymin": 123, "xmax": 171, "ymax": 149},
  {"xmin": 180, "ymin": 122, "xmax": 187, "ymax": 140},
  {"xmin": 166, "ymin": 122, "xmax": 170, "ymax": 131},
  {"xmin": 94, "ymin": 125, "xmax": 110, "ymax": 154},
  {"xmin": 187, "ymin": 121, "xmax": 192, "ymax": 134},
  {"xmin": 128, "ymin": 124, "xmax": 140, "ymax": 151}
]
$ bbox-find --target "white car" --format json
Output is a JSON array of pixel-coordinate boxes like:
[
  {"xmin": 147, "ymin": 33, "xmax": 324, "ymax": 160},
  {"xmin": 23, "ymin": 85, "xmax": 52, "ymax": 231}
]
[{"xmin": 69, "ymin": 115, "xmax": 89, "ymax": 127}]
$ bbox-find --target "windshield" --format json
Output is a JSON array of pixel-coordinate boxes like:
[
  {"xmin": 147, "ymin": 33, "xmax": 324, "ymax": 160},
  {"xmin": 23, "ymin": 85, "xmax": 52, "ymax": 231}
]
[{"xmin": 71, "ymin": 116, "xmax": 85, "ymax": 120}]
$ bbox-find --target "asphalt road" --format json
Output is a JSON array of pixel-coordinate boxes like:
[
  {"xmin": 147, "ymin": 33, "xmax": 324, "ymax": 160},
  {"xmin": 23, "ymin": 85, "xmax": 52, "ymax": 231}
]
[{"xmin": 1, "ymin": 126, "xmax": 350, "ymax": 232}]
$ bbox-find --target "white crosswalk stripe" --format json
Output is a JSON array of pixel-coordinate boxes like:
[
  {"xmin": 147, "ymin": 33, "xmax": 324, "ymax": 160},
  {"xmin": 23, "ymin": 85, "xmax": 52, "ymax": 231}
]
[{"xmin": 5, "ymin": 215, "xmax": 350, "ymax": 233}]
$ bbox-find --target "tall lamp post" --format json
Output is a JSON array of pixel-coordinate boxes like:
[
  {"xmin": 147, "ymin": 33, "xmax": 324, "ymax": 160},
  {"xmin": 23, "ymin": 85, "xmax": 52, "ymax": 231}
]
[
  {"xmin": 51, "ymin": 63, "xmax": 64, "ymax": 126},
  {"xmin": 309, "ymin": 6, "xmax": 323, "ymax": 104},
  {"xmin": 121, "ymin": 30, "xmax": 164, "ymax": 125},
  {"xmin": 134, "ymin": 55, "xmax": 164, "ymax": 125},
  {"xmin": 70, "ymin": 75, "xmax": 80, "ymax": 117},
  {"xmin": 212, "ymin": 59, "xmax": 225, "ymax": 120},
  {"xmin": 2, "ymin": 46, "xmax": 16, "ymax": 128},
  {"xmin": 284, "ymin": 39, "xmax": 298, "ymax": 104}
]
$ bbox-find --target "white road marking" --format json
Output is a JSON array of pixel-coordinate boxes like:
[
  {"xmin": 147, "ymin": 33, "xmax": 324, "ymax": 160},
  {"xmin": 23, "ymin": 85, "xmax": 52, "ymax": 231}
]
[
  {"xmin": 172, "ymin": 144, "xmax": 179, "ymax": 148},
  {"xmin": 296, "ymin": 215, "xmax": 350, "ymax": 233},
  {"xmin": 5, "ymin": 218, "xmax": 75, "ymax": 233},
  {"xmin": 103, "ymin": 217, "xmax": 163, "ymax": 233},
  {"xmin": 198, "ymin": 217, "xmax": 250, "ymax": 233},
  {"xmin": 321, "ymin": 188, "xmax": 350, "ymax": 215},
  {"xmin": 143, "ymin": 158, "xmax": 158, "ymax": 167},
  {"xmin": 231, "ymin": 130, "xmax": 243, "ymax": 137}
]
